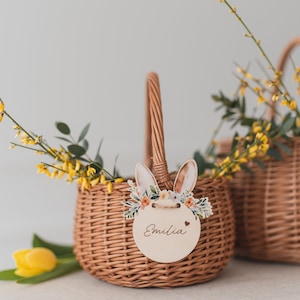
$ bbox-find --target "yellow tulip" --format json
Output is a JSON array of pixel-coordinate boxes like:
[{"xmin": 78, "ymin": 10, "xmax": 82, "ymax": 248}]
[{"xmin": 13, "ymin": 247, "xmax": 57, "ymax": 278}]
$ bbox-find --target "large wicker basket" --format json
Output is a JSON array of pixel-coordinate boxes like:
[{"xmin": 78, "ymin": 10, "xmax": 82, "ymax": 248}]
[
  {"xmin": 73, "ymin": 72, "xmax": 235, "ymax": 288},
  {"xmin": 221, "ymin": 37, "xmax": 300, "ymax": 263}
]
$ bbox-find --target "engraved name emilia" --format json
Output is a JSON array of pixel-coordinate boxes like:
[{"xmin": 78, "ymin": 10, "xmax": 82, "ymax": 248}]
[{"xmin": 144, "ymin": 223, "xmax": 187, "ymax": 237}]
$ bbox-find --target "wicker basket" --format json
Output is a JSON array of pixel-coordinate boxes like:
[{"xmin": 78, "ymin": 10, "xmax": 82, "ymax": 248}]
[
  {"xmin": 73, "ymin": 72, "xmax": 235, "ymax": 288},
  {"xmin": 221, "ymin": 36, "xmax": 300, "ymax": 263}
]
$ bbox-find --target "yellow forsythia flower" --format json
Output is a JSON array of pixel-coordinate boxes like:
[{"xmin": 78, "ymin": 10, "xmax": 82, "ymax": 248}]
[
  {"xmin": 13, "ymin": 247, "xmax": 57, "ymax": 278},
  {"xmin": 114, "ymin": 177, "xmax": 124, "ymax": 183},
  {"xmin": 100, "ymin": 172, "xmax": 106, "ymax": 184},
  {"xmin": 86, "ymin": 166, "xmax": 96, "ymax": 177},
  {"xmin": 0, "ymin": 99, "xmax": 4, "ymax": 122},
  {"xmin": 289, "ymin": 100, "xmax": 297, "ymax": 110},
  {"xmin": 106, "ymin": 181, "xmax": 113, "ymax": 194}
]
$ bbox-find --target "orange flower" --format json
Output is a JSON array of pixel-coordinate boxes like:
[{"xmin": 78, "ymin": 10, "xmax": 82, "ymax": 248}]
[
  {"xmin": 185, "ymin": 197, "xmax": 195, "ymax": 208},
  {"xmin": 141, "ymin": 196, "xmax": 151, "ymax": 208}
]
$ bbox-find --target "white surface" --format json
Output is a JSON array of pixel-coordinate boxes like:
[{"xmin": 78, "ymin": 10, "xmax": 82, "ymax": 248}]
[{"xmin": 1, "ymin": 259, "xmax": 300, "ymax": 300}]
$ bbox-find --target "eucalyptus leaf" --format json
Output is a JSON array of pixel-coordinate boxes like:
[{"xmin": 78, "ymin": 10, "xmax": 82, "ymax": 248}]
[
  {"xmin": 82, "ymin": 139, "xmax": 89, "ymax": 151},
  {"xmin": 17, "ymin": 261, "xmax": 81, "ymax": 284},
  {"xmin": 193, "ymin": 151, "xmax": 206, "ymax": 176},
  {"xmin": 231, "ymin": 132, "xmax": 239, "ymax": 150},
  {"xmin": 55, "ymin": 122, "xmax": 71, "ymax": 135},
  {"xmin": 67, "ymin": 144, "xmax": 86, "ymax": 158},
  {"xmin": 95, "ymin": 139, "xmax": 104, "ymax": 158},
  {"xmin": 279, "ymin": 117, "xmax": 295, "ymax": 135},
  {"xmin": 222, "ymin": 111, "xmax": 235, "ymax": 120},
  {"xmin": 253, "ymin": 159, "xmax": 265, "ymax": 170},
  {"xmin": 240, "ymin": 164, "xmax": 254, "ymax": 176},
  {"xmin": 113, "ymin": 154, "xmax": 120, "ymax": 177},
  {"xmin": 0, "ymin": 269, "xmax": 21, "ymax": 281},
  {"xmin": 55, "ymin": 136, "xmax": 73, "ymax": 143},
  {"xmin": 89, "ymin": 162, "xmax": 102, "ymax": 173},
  {"xmin": 274, "ymin": 141, "xmax": 291, "ymax": 155},
  {"xmin": 205, "ymin": 162, "xmax": 215, "ymax": 169},
  {"xmin": 241, "ymin": 118, "xmax": 256, "ymax": 126},
  {"xmin": 32, "ymin": 234, "xmax": 74, "ymax": 258},
  {"xmin": 266, "ymin": 147, "xmax": 283, "ymax": 160},
  {"xmin": 293, "ymin": 126, "xmax": 300, "ymax": 136},
  {"xmin": 241, "ymin": 96, "xmax": 246, "ymax": 115},
  {"xmin": 94, "ymin": 154, "xmax": 103, "ymax": 166},
  {"xmin": 77, "ymin": 123, "xmax": 90, "ymax": 143}
]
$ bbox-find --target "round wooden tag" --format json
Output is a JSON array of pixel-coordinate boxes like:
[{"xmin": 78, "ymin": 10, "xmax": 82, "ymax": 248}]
[{"xmin": 133, "ymin": 199, "xmax": 201, "ymax": 263}]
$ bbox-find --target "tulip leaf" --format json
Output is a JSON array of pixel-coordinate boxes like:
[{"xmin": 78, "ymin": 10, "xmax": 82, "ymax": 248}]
[
  {"xmin": 17, "ymin": 261, "xmax": 81, "ymax": 284},
  {"xmin": 0, "ymin": 269, "xmax": 21, "ymax": 281},
  {"xmin": 55, "ymin": 122, "xmax": 71, "ymax": 135},
  {"xmin": 32, "ymin": 234, "xmax": 74, "ymax": 258}
]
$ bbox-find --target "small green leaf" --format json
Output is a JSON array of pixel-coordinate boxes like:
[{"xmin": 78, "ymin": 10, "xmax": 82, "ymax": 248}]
[
  {"xmin": 89, "ymin": 162, "xmax": 102, "ymax": 173},
  {"xmin": 253, "ymin": 159, "xmax": 265, "ymax": 170},
  {"xmin": 94, "ymin": 154, "xmax": 103, "ymax": 166},
  {"xmin": 67, "ymin": 144, "xmax": 86, "ymax": 158},
  {"xmin": 241, "ymin": 118, "xmax": 256, "ymax": 126},
  {"xmin": 266, "ymin": 147, "xmax": 283, "ymax": 160},
  {"xmin": 55, "ymin": 136, "xmax": 73, "ymax": 143},
  {"xmin": 274, "ymin": 141, "xmax": 292, "ymax": 155},
  {"xmin": 0, "ymin": 269, "xmax": 21, "ymax": 281},
  {"xmin": 150, "ymin": 185, "xmax": 158, "ymax": 194},
  {"xmin": 231, "ymin": 132, "xmax": 239, "ymax": 150},
  {"xmin": 78, "ymin": 123, "xmax": 90, "ymax": 143},
  {"xmin": 55, "ymin": 122, "xmax": 71, "ymax": 135},
  {"xmin": 113, "ymin": 154, "xmax": 120, "ymax": 177},
  {"xmin": 82, "ymin": 139, "xmax": 89, "ymax": 151},
  {"xmin": 205, "ymin": 162, "xmax": 215, "ymax": 169},
  {"xmin": 193, "ymin": 151, "xmax": 206, "ymax": 176},
  {"xmin": 95, "ymin": 139, "xmax": 104, "ymax": 158},
  {"xmin": 279, "ymin": 116, "xmax": 295, "ymax": 135},
  {"xmin": 17, "ymin": 261, "xmax": 81, "ymax": 284},
  {"xmin": 240, "ymin": 164, "xmax": 254, "ymax": 176},
  {"xmin": 32, "ymin": 234, "xmax": 74, "ymax": 258},
  {"xmin": 222, "ymin": 110, "xmax": 235, "ymax": 119},
  {"xmin": 241, "ymin": 96, "xmax": 246, "ymax": 115}
]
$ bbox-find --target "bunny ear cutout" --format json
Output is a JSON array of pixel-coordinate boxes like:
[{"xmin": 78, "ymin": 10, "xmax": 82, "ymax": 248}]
[
  {"xmin": 174, "ymin": 159, "xmax": 198, "ymax": 194},
  {"xmin": 135, "ymin": 162, "xmax": 159, "ymax": 195}
]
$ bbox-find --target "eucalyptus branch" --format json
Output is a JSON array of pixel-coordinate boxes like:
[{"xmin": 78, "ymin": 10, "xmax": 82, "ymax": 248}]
[{"xmin": 220, "ymin": 0, "xmax": 300, "ymax": 117}]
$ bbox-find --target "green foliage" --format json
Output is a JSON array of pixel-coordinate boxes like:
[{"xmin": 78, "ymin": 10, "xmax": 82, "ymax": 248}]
[
  {"xmin": 193, "ymin": 151, "xmax": 214, "ymax": 176},
  {"xmin": 32, "ymin": 234, "xmax": 74, "ymax": 258},
  {"xmin": 0, "ymin": 269, "xmax": 22, "ymax": 281},
  {"xmin": 55, "ymin": 122, "xmax": 70, "ymax": 135},
  {"xmin": 17, "ymin": 261, "xmax": 81, "ymax": 284},
  {"xmin": 0, "ymin": 234, "xmax": 80, "ymax": 284}
]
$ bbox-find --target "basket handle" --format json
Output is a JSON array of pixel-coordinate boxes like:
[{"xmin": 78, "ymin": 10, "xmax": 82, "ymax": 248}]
[
  {"xmin": 144, "ymin": 72, "xmax": 173, "ymax": 190},
  {"xmin": 268, "ymin": 36, "xmax": 300, "ymax": 119}
]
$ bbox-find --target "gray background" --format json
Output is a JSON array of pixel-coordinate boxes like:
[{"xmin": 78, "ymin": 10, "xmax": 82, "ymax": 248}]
[{"xmin": 0, "ymin": 0, "xmax": 299, "ymax": 269}]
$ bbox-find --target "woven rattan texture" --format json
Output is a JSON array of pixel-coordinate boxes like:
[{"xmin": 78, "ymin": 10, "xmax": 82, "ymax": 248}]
[
  {"xmin": 74, "ymin": 177, "xmax": 235, "ymax": 288},
  {"xmin": 230, "ymin": 137, "xmax": 300, "ymax": 263},
  {"xmin": 73, "ymin": 72, "xmax": 235, "ymax": 287},
  {"xmin": 218, "ymin": 37, "xmax": 300, "ymax": 263}
]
